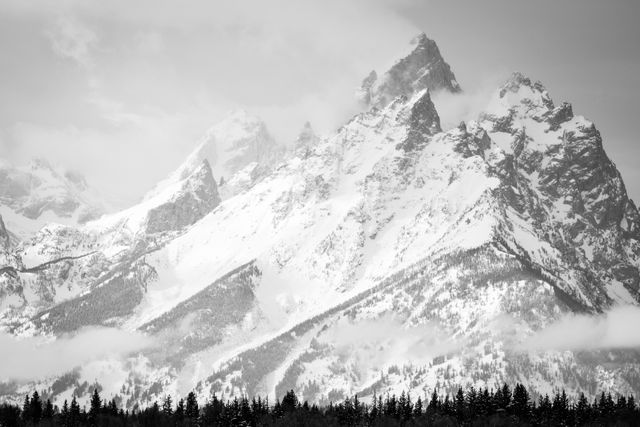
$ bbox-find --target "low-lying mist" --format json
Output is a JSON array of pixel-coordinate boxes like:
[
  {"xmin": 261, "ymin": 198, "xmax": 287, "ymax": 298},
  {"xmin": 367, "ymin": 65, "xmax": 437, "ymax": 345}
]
[{"xmin": 0, "ymin": 327, "xmax": 155, "ymax": 382}]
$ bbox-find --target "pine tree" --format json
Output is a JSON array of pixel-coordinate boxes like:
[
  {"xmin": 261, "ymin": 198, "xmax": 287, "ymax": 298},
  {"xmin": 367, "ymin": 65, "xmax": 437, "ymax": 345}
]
[
  {"xmin": 88, "ymin": 388, "xmax": 101, "ymax": 425},
  {"xmin": 30, "ymin": 390, "xmax": 42, "ymax": 424},
  {"xmin": 466, "ymin": 386, "xmax": 477, "ymax": 415},
  {"xmin": 414, "ymin": 396, "xmax": 423, "ymax": 418},
  {"xmin": 427, "ymin": 389, "xmax": 440, "ymax": 415},
  {"xmin": 185, "ymin": 391, "xmax": 199, "ymax": 420},
  {"xmin": 369, "ymin": 391, "xmax": 379, "ymax": 421},
  {"xmin": 175, "ymin": 398, "xmax": 185, "ymax": 422},
  {"xmin": 353, "ymin": 394, "xmax": 363, "ymax": 425},
  {"xmin": 43, "ymin": 399, "xmax": 54, "ymax": 419},
  {"xmin": 21, "ymin": 394, "xmax": 31, "ymax": 424},
  {"xmin": 272, "ymin": 398, "xmax": 283, "ymax": 418},
  {"xmin": 552, "ymin": 389, "xmax": 569, "ymax": 425},
  {"xmin": 481, "ymin": 388, "xmax": 491, "ymax": 415},
  {"xmin": 61, "ymin": 399, "xmax": 70, "ymax": 427},
  {"xmin": 500, "ymin": 383, "xmax": 512, "ymax": 410},
  {"xmin": 240, "ymin": 397, "xmax": 252, "ymax": 424},
  {"xmin": 597, "ymin": 391, "xmax": 610, "ymax": 418},
  {"xmin": 398, "ymin": 391, "xmax": 408, "ymax": 421},
  {"xmin": 443, "ymin": 394, "xmax": 455, "ymax": 416},
  {"xmin": 455, "ymin": 387, "xmax": 465, "ymax": 421},
  {"xmin": 628, "ymin": 395, "xmax": 636, "ymax": 411},
  {"xmin": 281, "ymin": 390, "xmax": 299, "ymax": 413},
  {"xmin": 606, "ymin": 392, "xmax": 615, "ymax": 416},
  {"xmin": 162, "ymin": 395, "xmax": 173, "ymax": 415},
  {"xmin": 537, "ymin": 394, "xmax": 552, "ymax": 425},
  {"xmin": 107, "ymin": 399, "xmax": 118, "ymax": 416},
  {"xmin": 512, "ymin": 383, "xmax": 530, "ymax": 419},
  {"xmin": 70, "ymin": 396, "xmax": 81, "ymax": 427},
  {"xmin": 576, "ymin": 392, "xmax": 590, "ymax": 426}
]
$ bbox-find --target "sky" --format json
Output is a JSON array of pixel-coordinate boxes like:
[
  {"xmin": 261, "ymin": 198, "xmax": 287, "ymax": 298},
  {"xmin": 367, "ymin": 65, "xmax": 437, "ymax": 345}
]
[{"xmin": 0, "ymin": 0, "xmax": 638, "ymax": 206}]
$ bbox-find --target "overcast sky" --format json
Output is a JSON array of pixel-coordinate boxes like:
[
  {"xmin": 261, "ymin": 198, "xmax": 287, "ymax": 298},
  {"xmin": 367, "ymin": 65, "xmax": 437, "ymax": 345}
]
[{"xmin": 0, "ymin": 0, "xmax": 638, "ymax": 206}]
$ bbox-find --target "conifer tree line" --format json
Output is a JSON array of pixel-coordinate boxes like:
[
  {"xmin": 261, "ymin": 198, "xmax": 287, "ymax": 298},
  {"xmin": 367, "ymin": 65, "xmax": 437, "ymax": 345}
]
[{"xmin": 1, "ymin": 383, "xmax": 639, "ymax": 426}]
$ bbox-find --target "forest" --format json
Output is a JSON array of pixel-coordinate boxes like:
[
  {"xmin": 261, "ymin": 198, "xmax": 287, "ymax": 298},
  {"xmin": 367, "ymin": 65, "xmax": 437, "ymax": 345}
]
[{"xmin": 1, "ymin": 383, "xmax": 639, "ymax": 426}]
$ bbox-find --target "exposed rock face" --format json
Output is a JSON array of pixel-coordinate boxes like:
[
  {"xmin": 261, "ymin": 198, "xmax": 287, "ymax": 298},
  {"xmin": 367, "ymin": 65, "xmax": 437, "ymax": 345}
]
[
  {"xmin": 363, "ymin": 33, "xmax": 460, "ymax": 108},
  {"xmin": 0, "ymin": 151, "xmax": 221, "ymax": 318},
  {"xmin": 0, "ymin": 215, "xmax": 9, "ymax": 250},
  {"xmin": 396, "ymin": 90, "xmax": 441, "ymax": 152},
  {"xmin": 2, "ymin": 35, "xmax": 640, "ymax": 409},
  {"xmin": 145, "ymin": 160, "xmax": 220, "ymax": 234}
]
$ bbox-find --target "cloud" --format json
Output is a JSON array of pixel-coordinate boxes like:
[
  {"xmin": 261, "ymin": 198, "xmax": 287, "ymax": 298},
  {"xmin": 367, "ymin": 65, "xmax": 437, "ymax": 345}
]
[
  {"xmin": 319, "ymin": 315, "xmax": 463, "ymax": 374},
  {"xmin": 430, "ymin": 74, "xmax": 505, "ymax": 131},
  {"xmin": 0, "ymin": 0, "xmax": 418, "ymax": 207},
  {"xmin": 516, "ymin": 305, "xmax": 640, "ymax": 352},
  {"xmin": 45, "ymin": 15, "xmax": 97, "ymax": 67},
  {"xmin": 0, "ymin": 327, "xmax": 155, "ymax": 382}
]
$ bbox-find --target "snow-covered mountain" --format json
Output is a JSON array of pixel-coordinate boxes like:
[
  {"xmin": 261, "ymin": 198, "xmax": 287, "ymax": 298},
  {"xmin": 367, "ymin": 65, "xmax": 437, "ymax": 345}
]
[
  {"xmin": 0, "ymin": 158, "xmax": 106, "ymax": 236},
  {"xmin": 1, "ymin": 33, "xmax": 640, "ymax": 407}
]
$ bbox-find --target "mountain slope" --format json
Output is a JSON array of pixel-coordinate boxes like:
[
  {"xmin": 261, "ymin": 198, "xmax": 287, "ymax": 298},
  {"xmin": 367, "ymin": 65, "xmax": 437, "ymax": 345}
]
[{"xmin": 1, "ymin": 34, "xmax": 639, "ymax": 407}]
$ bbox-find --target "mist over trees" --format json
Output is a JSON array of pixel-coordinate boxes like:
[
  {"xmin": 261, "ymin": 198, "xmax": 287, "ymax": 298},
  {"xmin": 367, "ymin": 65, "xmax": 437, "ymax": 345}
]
[{"xmin": 1, "ymin": 383, "xmax": 639, "ymax": 426}]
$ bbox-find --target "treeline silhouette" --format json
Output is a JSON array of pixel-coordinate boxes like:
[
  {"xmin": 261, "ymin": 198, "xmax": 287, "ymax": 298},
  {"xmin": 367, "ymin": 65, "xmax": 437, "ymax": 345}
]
[{"xmin": 1, "ymin": 383, "xmax": 639, "ymax": 426}]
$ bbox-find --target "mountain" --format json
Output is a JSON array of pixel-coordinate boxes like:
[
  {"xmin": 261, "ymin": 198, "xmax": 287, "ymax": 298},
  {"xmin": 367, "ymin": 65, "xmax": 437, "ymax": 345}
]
[
  {"xmin": 1, "ymin": 33, "xmax": 640, "ymax": 408},
  {"xmin": 358, "ymin": 33, "xmax": 461, "ymax": 107},
  {"xmin": 294, "ymin": 122, "xmax": 320, "ymax": 158},
  {"xmin": 0, "ymin": 158, "xmax": 106, "ymax": 236}
]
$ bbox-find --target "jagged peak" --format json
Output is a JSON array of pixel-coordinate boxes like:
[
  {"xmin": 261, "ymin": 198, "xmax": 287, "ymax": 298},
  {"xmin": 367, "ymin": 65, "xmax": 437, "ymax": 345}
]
[
  {"xmin": 215, "ymin": 108, "xmax": 265, "ymax": 128},
  {"xmin": 296, "ymin": 121, "xmax": 317, "ymax": 141},
  {"xmin": 361, "ymin": 33, "xmax": 461, "ymax": 109},
  {"xmin": 499, "ymin": 72, "xmax": 548, "ymax": 98},
  {"xmin": 294, "ymin": 121, "xmax": 320, "ymax": 157},
  {"xmin": 145, "ymin": 109, "xmax": 282, "ymax": 202},
  {"xmin": 410, "ymin": 32, "xmax": 442, "ymax": 58},
  {"xmin": 27, "ymin": 156, "xmax": 55, "ymax": 172},
  {"xmin": 482, "ymin": 72, "xmax": 556, "ymax": 123}
]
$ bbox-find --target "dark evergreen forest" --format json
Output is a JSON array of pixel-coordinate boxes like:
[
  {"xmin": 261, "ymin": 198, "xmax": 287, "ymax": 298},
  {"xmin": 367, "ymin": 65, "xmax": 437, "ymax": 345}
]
[{"xmin": 1, "ymin": 383, "xmax": 639, "ymax": 426}]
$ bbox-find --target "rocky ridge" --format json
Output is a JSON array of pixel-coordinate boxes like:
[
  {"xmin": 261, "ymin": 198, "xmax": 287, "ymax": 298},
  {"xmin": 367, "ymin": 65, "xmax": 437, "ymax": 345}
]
[{"xmin": 0, "ymin": 33, "xmax": 639, "ymax": 407}]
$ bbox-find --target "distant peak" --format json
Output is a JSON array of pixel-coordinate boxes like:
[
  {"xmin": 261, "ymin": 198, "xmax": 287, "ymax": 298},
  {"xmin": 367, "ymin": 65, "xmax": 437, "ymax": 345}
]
[
  {"xmin": 300, "ymin": 121, "xmax": 314, "ymax": 133},
  {"xmin": 28, "ymin": 157, "xmax": 54, "ymax": 171},
  {"xmin": 64, "ymin": 170, "xmax": 89, "ymax": 190},
  {"xmin": 295, "ymin": 121, "xmax": 320, "ymax": 154},
  {"xmin": 226, "ymin": 108, "xmax": 250, "ymax": 118},
  {"xmin": 218, "ymin": 109, "xmax": 264, "ymax": 126}
]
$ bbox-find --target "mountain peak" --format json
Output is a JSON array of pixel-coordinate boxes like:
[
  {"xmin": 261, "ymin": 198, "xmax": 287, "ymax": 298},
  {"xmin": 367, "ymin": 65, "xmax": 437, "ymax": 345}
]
[
  {"xmin": 481, "ymin": 72, "xmax": 556, "ymax": 125},
  {"xmin": 0, "ymin": 158, "xmax": 105, "ymax": 233},
  {"xmin": 145, "ymin": 110, "xmax": 283, "ymax": 202},
  {"xmin": 220, "ymin": 108, "xmax": 263, "ymax": 127},
  {"xmin": 499, "ymin": 72, "xmax": 548, "ymax": 97},
  {"xmin": 361, "ymin": 33, "xmax": 461, "ymax": 109}
]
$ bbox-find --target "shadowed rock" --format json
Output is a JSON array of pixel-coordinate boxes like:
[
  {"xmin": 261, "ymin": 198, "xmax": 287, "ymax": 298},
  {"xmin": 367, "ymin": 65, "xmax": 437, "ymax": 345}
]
[{"xmin": 363, "ymin": 33, "xmax": 461, "ymax": 109}]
